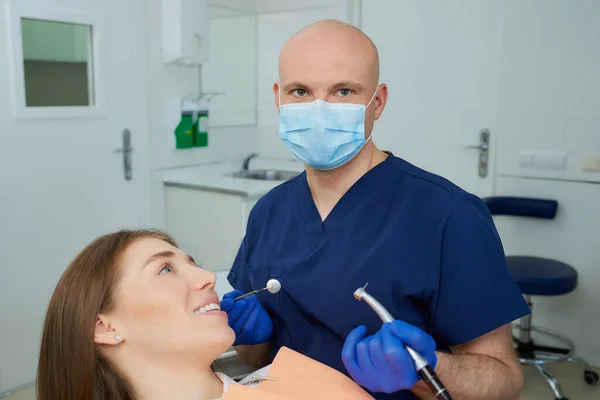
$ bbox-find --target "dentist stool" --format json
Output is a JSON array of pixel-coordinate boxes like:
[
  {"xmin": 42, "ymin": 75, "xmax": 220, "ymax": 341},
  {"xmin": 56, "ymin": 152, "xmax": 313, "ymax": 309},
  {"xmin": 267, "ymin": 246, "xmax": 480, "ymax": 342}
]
[{"xmin": 484, "ymin": 196, "xmax": 598, "ymax": 400}]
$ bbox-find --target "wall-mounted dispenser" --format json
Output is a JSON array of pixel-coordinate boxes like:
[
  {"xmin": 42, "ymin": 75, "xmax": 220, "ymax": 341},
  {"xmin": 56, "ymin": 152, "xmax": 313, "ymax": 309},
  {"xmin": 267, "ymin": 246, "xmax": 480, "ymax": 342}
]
[
  {"xmin": 161, "ymin": 0, "xmax": 209, "ymax": 65},
  {"xmin": 173, "ymin": 89, "xmax": 223, "ymax": 150},
  {"xmin": 174, "ymin": 96, "xmax": 210, "ymax": 149}
]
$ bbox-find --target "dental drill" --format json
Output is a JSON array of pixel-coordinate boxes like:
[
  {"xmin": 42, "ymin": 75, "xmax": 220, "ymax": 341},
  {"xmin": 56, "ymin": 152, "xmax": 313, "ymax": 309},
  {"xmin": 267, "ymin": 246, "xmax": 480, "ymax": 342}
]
[
  {"xmin": 353, "ymin": 284, "xmax": 452, "ymax": 400},
  {"xmin": 233, "ymin": 278, "xmax": 282, "ymax": 301}
]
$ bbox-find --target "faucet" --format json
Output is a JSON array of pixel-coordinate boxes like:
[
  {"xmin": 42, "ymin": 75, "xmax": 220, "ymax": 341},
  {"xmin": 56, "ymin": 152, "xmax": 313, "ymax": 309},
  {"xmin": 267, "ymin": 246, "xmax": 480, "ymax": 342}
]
[{"xmin": 242, "ymin": 153, "xmax": 259, "ymax": 170}]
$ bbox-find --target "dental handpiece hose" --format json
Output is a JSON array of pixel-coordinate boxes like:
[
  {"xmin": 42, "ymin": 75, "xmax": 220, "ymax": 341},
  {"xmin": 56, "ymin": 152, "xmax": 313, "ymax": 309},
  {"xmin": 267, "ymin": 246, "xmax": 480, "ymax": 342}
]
[{"xmin": 354, "ymin": 287, "xmax": 452, "ymax": 400}]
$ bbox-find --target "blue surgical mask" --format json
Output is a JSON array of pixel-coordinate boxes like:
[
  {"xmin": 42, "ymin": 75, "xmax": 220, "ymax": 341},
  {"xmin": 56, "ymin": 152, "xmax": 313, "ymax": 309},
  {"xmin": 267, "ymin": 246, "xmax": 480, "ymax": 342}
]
[{"xmin": 278, "ymin": 88, "xmax": 378, "ymax": 170}]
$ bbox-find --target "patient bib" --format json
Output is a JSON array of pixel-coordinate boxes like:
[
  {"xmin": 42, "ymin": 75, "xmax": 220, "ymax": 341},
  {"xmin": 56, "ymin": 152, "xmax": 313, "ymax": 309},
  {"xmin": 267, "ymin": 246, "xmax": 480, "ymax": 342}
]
[{"xmin": 221, "ymin": 347, "xmax": 374, "ymax": 399}]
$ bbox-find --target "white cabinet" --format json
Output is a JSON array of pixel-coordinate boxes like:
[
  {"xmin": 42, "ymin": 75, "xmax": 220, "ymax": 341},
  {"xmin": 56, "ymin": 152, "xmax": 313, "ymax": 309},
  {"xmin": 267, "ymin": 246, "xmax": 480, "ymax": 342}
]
[{"xmin": 165, "ymin": 185, "xmax": 260, "ymax": 272}]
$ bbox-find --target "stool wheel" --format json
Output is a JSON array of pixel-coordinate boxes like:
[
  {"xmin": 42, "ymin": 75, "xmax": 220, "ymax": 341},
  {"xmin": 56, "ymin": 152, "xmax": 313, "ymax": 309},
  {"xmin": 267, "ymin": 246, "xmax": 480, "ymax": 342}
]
[{"xmin": 584, "ymin": 370, "xmax": 598, "ymax": 385}]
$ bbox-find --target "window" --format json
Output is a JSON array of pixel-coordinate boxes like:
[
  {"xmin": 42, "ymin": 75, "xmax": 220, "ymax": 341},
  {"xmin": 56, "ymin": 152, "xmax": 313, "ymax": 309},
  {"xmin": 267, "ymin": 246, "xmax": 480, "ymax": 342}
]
[{"xmin": 20, "ymin": 18, "xmax": 94, "ymax": 107}]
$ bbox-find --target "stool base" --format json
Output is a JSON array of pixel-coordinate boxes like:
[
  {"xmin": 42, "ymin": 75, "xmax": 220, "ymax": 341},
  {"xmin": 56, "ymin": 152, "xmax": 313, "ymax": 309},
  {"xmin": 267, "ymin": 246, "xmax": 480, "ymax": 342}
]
[{"xmin": 512, "ymin": 323, "xmax": 598, "ymax": 399}]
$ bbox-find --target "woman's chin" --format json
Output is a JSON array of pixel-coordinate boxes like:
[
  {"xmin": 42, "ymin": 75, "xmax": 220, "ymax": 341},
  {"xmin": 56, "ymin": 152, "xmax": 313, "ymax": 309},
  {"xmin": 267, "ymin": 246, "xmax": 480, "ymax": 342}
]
[
  {"xmin": 220, "ymin": 326, "xmax": 236, "ymax": 349},
  {"xmin": 201, "ymin": 326, "xmax": 236, "ymax": 356}
]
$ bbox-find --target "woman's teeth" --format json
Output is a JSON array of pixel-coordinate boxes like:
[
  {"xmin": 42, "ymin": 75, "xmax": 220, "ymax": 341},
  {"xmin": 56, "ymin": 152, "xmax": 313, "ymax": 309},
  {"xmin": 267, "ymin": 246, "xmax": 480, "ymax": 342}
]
[{"xmin": 195, "ymin": 303, "xmax": 220, "ymax": 314}]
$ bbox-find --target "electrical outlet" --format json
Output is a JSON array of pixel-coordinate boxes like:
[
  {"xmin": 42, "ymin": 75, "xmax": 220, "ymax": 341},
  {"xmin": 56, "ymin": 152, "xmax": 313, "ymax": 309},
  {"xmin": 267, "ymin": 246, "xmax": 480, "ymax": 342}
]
[{"xmin": 581, "ymin": 155, "xmax": 600, "ymax": 172}]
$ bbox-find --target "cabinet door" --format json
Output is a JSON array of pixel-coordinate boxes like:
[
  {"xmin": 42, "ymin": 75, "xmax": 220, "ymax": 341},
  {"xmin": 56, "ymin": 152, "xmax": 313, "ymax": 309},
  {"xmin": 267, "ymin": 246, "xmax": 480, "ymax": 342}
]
[
  {"xmin": 165, "ymin": 186, "xmax": 243, "ymax": 272},
  {"xmin": 241, "ymin": 196, "xmax": 261, "ymax": 235}
]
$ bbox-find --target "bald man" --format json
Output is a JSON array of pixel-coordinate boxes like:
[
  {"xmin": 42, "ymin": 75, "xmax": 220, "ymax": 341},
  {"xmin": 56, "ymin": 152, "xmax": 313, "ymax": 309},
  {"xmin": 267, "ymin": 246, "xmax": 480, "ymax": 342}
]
[{"xmin": 222, "ymin": 20, "xmax": 529, "ymax": 399}]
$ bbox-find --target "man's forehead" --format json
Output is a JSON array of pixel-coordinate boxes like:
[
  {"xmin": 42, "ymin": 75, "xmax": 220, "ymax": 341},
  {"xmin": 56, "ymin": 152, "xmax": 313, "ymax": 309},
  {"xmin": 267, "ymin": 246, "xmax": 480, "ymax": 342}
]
[
  {"xmin": 281, "ymin": 80, "xmax": 366, "ymax": 91},
  {"xmin": 280, "ymin": 56, "xmax": 373, "ymax": 86},
  {"xmin": 279, "ymin": 20, "xmax": 379, "ymax": 87}
]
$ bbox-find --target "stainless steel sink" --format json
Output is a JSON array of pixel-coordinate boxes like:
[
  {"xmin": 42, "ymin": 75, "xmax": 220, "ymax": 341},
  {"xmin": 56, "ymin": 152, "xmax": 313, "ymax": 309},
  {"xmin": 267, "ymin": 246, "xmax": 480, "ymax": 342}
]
[{"xmin": 231, "ymin": 169, "xmax": 299, "ymax": 181}]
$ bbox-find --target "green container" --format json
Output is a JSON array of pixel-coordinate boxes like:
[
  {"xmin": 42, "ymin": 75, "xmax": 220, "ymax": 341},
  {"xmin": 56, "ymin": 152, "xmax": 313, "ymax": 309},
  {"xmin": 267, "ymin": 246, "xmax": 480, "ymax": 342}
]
[
  {"xmin": 174, "ymin": 112, "xmax": 195, "ymax": 149},
  {"xmin": 195, "ymin": 111, "xmax": 209, "ymax": 148}
]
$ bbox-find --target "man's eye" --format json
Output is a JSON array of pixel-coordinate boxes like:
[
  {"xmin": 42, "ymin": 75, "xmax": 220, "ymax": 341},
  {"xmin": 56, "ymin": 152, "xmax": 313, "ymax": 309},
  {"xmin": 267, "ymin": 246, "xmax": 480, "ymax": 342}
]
[
  {"xmin": 292, "ymin": 89, "xmax": 307, "ymax": 97},
  {"xmin": 338, "ymin": 89, "xmax": 352, "ymax": 97}
]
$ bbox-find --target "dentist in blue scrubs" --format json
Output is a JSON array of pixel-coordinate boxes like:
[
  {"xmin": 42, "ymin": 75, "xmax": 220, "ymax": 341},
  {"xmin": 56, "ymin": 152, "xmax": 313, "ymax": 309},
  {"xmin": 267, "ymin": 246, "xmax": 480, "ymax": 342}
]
[{"xmin": 220, "ymin": 20, "xmax": 530, "ymax": 399}]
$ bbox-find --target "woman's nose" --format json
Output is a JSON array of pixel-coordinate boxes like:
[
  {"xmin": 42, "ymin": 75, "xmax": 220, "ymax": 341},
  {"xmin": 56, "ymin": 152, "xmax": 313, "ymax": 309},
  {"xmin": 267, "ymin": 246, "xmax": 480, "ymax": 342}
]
[{"xmin": 192, "ymin": 269, "xmax": 216, "ymax": 291}]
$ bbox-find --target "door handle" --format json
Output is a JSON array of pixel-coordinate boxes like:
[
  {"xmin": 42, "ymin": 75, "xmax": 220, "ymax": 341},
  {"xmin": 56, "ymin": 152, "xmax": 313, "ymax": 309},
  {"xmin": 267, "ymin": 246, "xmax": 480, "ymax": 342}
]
[
  {"xmin": 114, "ymin": 128, "xmax": 133, "ymax": 180},
  {"xmin": 465, "ymin": 143, "xmax": 489, "ymax": 151},
  {"xmin": 464, "ymin": 129, "xmax": 489, "ymax": 178}
]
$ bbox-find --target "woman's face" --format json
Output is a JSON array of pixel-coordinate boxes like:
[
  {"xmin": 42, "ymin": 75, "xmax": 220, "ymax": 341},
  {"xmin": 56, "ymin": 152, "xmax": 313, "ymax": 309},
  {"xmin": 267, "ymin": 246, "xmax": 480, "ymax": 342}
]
[{"xmin": 100, "ymin": 237, "xmax": 235, "ymax": 361}]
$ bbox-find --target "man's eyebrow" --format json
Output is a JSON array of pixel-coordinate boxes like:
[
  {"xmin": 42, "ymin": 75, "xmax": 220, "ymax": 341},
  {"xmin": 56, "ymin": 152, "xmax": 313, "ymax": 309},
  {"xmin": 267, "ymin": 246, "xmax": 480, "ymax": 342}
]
[
  {"xmin": 282, "ymin": 81, "xmax": 309, "ymax": 92},
  {"xmin": 329, "ymin": 81, "xmax": 365, "ymax": 91}
]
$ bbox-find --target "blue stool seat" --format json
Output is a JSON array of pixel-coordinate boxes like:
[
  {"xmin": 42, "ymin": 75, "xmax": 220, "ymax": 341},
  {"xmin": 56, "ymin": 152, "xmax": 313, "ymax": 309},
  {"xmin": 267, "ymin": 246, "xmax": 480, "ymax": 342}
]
[{"xmin": 506, "ymin": 256, "xmax": 578, "ymax": 296}]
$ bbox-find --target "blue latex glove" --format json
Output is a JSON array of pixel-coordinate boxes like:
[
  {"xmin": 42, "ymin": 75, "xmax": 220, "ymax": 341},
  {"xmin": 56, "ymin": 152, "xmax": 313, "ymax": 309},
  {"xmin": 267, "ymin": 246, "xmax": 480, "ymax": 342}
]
[
  {"xmin": 220, "ymin": 290, "xmax": 273, "ymax": 346},
  {"xmin": 342, "ymin": 321, "xmax": 438, "ymax": 393}
]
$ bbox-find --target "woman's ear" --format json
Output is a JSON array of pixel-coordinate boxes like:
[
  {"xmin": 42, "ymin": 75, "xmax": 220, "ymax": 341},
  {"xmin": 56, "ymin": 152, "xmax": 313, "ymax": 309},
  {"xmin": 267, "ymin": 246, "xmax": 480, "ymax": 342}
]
[{"xmin": 94, "ymin": 314, "xmax": 124, "ymax": 345}]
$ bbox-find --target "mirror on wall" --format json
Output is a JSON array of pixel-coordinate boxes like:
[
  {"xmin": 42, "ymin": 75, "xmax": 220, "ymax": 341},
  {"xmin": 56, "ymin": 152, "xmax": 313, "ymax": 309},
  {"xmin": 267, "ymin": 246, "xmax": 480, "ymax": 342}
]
[
  {"xmin": 20, "ymin": 18, "xmax": 94, "ymax": 107},
  {"xmin": 202, "ymin": 6, "xmax": 256, "ymax": 126}
]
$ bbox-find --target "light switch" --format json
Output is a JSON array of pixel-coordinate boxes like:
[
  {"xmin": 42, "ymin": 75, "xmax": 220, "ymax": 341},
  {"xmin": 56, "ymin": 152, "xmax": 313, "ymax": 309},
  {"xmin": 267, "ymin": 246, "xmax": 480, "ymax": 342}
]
[
  {"xmin": 547, "ymin": 152, "xmax": 568, "ymax": 170},
  {"xmin": 582, "ymin": 155, "xmax": 600, "ymax": 172},
  {"xmin": 519, "ymin": 151, "xmax": 567, "ymax": 170}
]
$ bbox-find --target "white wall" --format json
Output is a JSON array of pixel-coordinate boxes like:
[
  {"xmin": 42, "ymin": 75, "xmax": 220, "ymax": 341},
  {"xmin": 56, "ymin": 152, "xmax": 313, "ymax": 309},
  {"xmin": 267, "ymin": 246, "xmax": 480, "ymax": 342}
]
[
  {"xmin": 256, "ymin": 0, "xmax": 349, "ymax": 13},
  {"xmin": 202, "ymin": 13, "xmax": 257, "ymax": 127},
  {"xmin": 493, "ymin": 0, "xmax": 600, "ymax": 366},
  {"xmin": 495, "ymin": 0, "xmax": 600, "ymax": 183}
]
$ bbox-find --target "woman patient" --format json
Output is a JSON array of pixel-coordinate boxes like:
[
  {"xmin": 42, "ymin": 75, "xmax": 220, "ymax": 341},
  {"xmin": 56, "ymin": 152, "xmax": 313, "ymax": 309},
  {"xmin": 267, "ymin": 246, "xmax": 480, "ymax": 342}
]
[{"xmin": 37, "ymin": 229, "xmax": 373, "ymax": 400}]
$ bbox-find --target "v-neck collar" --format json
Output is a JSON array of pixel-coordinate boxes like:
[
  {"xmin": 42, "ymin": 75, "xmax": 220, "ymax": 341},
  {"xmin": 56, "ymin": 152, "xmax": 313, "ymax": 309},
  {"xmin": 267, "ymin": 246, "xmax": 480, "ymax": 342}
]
[{"xmin": 296, "ymin": 153, "xmax": 395, "ymax": 249}]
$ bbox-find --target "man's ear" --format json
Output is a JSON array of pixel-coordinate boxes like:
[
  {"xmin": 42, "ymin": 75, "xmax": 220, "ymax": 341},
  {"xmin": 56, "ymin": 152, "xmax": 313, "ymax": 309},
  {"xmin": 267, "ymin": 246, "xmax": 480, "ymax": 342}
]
[
  {"xmin": 94, "ymin": 314, "xmax": 124, "ymax": 346},
  {"xmin": 273, "ymin": 82, "xmax": 281, "ymax": 111},
  {"xmin": 373, "ymin": 83, "xmax": 388, "ymax": 120}
]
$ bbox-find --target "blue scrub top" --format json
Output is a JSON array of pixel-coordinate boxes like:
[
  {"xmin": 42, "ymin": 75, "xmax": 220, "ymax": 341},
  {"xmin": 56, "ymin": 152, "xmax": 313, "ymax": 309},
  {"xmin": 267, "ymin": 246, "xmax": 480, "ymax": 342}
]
[{"xmin": 228, "ymin": 153, "xmax": 530, "ymax": 399}]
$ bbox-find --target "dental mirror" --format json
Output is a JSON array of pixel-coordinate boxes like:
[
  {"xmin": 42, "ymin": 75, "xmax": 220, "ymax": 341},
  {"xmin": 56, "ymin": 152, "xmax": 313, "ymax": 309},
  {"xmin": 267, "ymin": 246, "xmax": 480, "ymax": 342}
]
[{"xmin": 233, "ymin": 278, "xmax": 281, "ymax": 301}]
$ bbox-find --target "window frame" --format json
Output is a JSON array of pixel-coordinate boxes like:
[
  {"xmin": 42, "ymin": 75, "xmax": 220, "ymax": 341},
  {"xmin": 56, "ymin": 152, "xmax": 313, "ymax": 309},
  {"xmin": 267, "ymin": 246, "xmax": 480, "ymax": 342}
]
[{"xmin": 5, "ymin": 3, "xmax": 106, "ymax": 119}]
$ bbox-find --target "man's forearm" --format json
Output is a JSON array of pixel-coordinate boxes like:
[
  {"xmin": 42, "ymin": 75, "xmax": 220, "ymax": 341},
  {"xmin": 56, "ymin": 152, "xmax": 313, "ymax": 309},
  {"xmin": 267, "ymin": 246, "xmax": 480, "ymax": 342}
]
[
  {"xmin": 411, "ymin": 352, "xmax": 524, "ymax": 400},
  {"xmin": 234, "ymin": 343, "xmax": 271, "ymax": 369}
]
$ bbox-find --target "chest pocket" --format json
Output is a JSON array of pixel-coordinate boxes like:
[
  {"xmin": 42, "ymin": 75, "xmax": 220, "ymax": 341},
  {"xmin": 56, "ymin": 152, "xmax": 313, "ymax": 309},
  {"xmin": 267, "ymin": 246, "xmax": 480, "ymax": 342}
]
[
  {"xmin": 246, "ymin": 262, "xmax": 270, "ymax": 290},
  {"xmin": 245, "ymin": 259, "xmax": 286, "ymax": 317}
]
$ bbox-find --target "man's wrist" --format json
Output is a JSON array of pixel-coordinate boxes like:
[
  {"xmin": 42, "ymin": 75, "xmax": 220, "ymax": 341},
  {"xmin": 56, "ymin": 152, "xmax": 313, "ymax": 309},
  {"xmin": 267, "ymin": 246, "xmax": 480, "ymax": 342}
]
[{"xmin": 411, "ymin": 351, "xmax": 446, "ymax": 398}]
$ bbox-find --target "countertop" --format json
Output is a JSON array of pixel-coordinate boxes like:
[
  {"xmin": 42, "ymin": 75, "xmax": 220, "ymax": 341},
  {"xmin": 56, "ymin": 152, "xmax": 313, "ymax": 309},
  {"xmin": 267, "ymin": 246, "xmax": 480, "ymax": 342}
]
[{"xmin": 161, "ymin": 160, "xmax": 304, "ymax": 197}]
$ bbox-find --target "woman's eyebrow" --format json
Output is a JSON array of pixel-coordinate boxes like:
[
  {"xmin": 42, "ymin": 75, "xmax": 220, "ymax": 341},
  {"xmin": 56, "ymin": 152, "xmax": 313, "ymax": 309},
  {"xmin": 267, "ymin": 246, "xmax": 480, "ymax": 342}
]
[{"xmin": 142, "ymin": 251, "xmax": 175, "ymax": 268}]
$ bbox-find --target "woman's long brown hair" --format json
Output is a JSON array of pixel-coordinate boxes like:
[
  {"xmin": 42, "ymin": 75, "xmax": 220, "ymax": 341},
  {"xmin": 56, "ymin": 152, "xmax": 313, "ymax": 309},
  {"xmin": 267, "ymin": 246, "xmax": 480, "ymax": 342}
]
[{"xmin": 36, "ymin": 229, "xmax": 177, "ymax": 400}]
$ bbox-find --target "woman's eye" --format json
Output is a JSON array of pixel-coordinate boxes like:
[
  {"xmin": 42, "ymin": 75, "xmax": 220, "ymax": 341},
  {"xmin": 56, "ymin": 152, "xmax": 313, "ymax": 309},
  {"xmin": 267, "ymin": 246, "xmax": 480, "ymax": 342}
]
[
  {"xmin": 337, "ymin": 88, "xmax": 352, "ymax": 97},
  {"xmin": 292, "ymin": 89, "xmax": 307, "ymax": 97},
  {"xmin": 159, "ymin": 264, "xmax": 173, "ymax": 274}
]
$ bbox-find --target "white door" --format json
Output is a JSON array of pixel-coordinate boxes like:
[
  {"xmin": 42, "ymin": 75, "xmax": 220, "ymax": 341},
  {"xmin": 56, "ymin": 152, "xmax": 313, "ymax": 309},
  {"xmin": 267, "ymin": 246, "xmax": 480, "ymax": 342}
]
[
  {"xmin": 361, "ymin": 0, "xmax": 503, "ymax": 197},
  {"xmin": 0, "ymin": 0, "xmax": 149, "ymax": 394}
]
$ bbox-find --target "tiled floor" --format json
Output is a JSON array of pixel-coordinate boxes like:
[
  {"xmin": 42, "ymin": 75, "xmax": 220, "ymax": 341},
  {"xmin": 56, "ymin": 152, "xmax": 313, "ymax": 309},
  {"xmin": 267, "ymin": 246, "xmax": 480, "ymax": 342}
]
[
  {"xmin": 3, "ymin": 362, "xmax": 598, "ymax": 399},
  {"xmin": 520, "ymin": 362, "xmax": 599, "ymax": 399}
]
